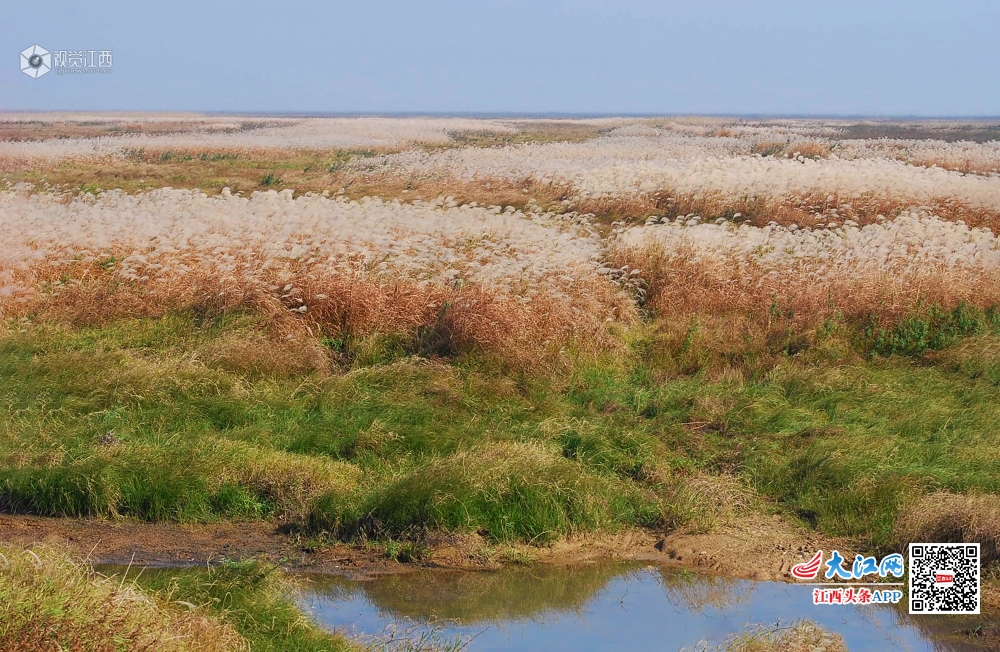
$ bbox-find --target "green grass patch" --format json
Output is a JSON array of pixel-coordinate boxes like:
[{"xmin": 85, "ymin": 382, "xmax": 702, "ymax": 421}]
[
  {"xmin": 116, "ymin": 561, "xmax": 354, "ymax": 652},
  {"xmin": 867, "ymin": 303, "xmax": 997, "ymax": 357},
  {"xmin": 3, "ymin": 312, "xmax": 1000, "ymax": 552},
  {"xmin": 324, "ymin": 442, "xmax": 662, "ymax": 543}
]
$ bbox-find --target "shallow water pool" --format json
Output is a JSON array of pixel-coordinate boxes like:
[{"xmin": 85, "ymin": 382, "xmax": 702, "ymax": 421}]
[{"xmin": 300, "ymin": 563, "xmax": 994, "ymax": 651}]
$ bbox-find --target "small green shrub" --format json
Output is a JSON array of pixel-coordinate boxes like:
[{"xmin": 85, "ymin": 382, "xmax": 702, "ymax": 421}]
[
  {"xmin": 869, "ymin": 303, "xmax": 987, "ymax": 357},
  {"xmin": 260, "ymin": 172, "xmax": 282, "ymax": 187}
]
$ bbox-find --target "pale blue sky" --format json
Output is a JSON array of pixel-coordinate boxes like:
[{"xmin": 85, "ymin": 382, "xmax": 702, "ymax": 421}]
[{"xmin": 3, "ymin": 0, "xmax": 998, "ymax": 116}]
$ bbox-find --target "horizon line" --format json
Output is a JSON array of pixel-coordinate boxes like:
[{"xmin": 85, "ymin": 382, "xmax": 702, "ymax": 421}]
[{"xmin": 2, "ymin": 109, "xmax": 1000, "ymax": 121}]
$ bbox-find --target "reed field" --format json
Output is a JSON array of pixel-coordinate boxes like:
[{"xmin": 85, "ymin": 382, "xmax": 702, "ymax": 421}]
[{"xmin": 2, "ymin": 114, "xmax": 1000, "ymax": 647}]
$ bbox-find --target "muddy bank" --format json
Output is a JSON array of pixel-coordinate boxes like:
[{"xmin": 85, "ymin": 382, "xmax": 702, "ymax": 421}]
[{"xmin": 0, "ymin": 513, "xmax": 852, "ymax": 582}]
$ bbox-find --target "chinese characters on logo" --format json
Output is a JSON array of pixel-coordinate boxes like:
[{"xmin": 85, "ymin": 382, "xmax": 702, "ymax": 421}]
[
  {"xmin": 52, "ymin": 50, "xmax": 113, "ymax": 74},
  {"xmin": 813, "ymin": 587, "xmax": 904, "ymax": 605},
  {"xmin": 789, "ymin": 550, "xmax": 906, "ymax": 606},
  {"xmin": 20, "ymin": 45, "xmax": 113, "ymax": 78},
  {"xmin": 824, "ymin": 551, "xmax": 904, "ymax": 581}
]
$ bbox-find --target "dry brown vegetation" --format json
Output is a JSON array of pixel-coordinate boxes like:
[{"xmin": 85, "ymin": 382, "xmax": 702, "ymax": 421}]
[
  {"xmin": 0, "ymin": 117, "xmax": 276, "ymax": 142},
  {"xmin": 898, "ymin": 155, "xmax": 1000, "ymax": 177},
  {"xmin": 0, "ymin": 545, "xmax": 247, "ymax": 652},
  {"xmin": 895, "ymin": 492, "xmax": 1000, "ymax": 565},
  {"xmin": 613, "ymin": 242, "xmax": 1000, "ymax": 342},
  {"xmin": 578, "ymin": 187, "xmax": 1000, "ymax": 232},
  {"xmin": 691, "ymin": 621, "xmax": 848, "ymax": 652},
  {"xmin": 439, "ymin": 121, "xmax": 610, "ymax": 148},
  {"xmin": 750, "ymin": 140, "xmax": 831, "ymax": 159},
  {"xmin": 839, "ymin": 121, "xmax": 1000, "ymax": 143},
  {"xmin": 7, "ymin": 146, "xmax": 1000, "ymax": 235},
  {"xmin": 14, "ymin": 258, "xmax": 634, "ymax": 370},
  {"xmin": 9, "ymin": 119, "xmax": 997, "ymax": 371},
  {"xmin": 6, "ymin": 168, "xmax": 1000, "ymax": 371},
  {"xmin": 2, "ymin": 148, "xmax": 581, "ymax": 211}
]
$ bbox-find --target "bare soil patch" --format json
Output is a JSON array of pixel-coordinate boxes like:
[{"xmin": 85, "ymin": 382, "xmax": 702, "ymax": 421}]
[
  {"xmin": 0, "ymin": 513, "xmax": 850, "ymax": 583},
  {"xmin": 650, "ymin": 514, "xmax": 859, "ymax": 582}
]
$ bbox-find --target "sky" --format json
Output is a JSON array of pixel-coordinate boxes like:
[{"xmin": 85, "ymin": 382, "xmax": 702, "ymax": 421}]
[{"xmin": 3, "ymin": 0, "xmax": 999, "ymax": 116}]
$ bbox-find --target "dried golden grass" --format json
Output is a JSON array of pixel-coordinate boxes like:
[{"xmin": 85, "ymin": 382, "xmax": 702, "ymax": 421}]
[
  {"xmin": 895, "ymin": 492, "xmax": 1000, "ymax": 565},
  {"xmin": 719, "ymin": 621, "xmax": 847, "ymax": 652},
  {"xmin": 613, "ymin": 241, "xmax": 1000, "ymax": 335},
  {"xmin": 10, "ymin": 259, "xmax": 267, "ymax": 325},
  {"xmin": 905, "ymin": 155, "xmax": 1000, "ymax": 176},
  {"xmin": 578, "ymin": 188, "xmax": 1000, "ymax": 233},
  {"xmin": 750, "ymin": 141, "xmax": 832, "ymax": 159},
  {"xmin": 308, "ymin": 278, "xmax": 632, "ymax": 362},
  {"xmin": 9, "ymin": 148, "xmax": 998, "ymax": 233},
  {"xmin": 3, "ymin": 150, "xmax": 576, "ymax": 215},
  {"xmin": 11, "ymin": 255, "xmax": 634, "ymax": 370},
  {"xmin": 0, "ymin": 545, "xmax": 248, "ymax": 652},
  {"xmin": 0, "ymin": 118, "xmax": 236, "ymax": 142},
  {"xmin": 199, "ymin": 330, "xmax": 330, "ymax": 376},
  {"xmin": 666, "ymin": 473, "xmax": 756, "ymax": 532},
  {"xmin": 208, "ymin": 438, "xmax": 361, "ymax": 521}
]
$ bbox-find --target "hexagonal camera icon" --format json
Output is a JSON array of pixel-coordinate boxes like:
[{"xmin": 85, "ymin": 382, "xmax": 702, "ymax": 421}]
[{"xmin": 20, "ymin": 45, "xmax": 51, "ymax": 78}]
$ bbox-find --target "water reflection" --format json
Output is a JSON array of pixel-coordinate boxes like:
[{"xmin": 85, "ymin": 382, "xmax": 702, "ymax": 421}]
[
  {"xmin": 307, "ymin": 563, "xmax": 629, "ymax": 625},
  {"xmin": 895, "ymin": 608, "xmax": 1000, "ymax": 652},
  {"xmin": 301, "ymin": 563, "xmax": 998, "ymax": 651},
  {"xmin": 652, "ymin": 568, "xmax": 753, "ymax": 614}
]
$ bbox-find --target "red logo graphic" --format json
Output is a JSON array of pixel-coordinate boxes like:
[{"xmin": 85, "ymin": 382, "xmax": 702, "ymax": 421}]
[
  {"xmin": 792, "ymin": 550, "xmax": 824, "ymax": 580},
  {"xmin": 935, "ymin": 571, "xmax": 955, "ymax": 586}
]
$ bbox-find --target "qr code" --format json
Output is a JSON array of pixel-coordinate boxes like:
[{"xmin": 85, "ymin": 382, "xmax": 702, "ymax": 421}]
[{"xmin": 909, "ymin": 543, "xmax": 980, "ymax": 614}]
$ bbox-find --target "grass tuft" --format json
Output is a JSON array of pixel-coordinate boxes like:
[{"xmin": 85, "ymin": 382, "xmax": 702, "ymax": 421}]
[
  {"xmin": 0, "ymin": 545, "xmax": 247, "ymax": 652},
  {"xmin": 123, "ymin": 560, "xmax": 354, "ymax": 652},
  {"xmin": 895, "ymin": 492, "xmax": 1000, "ymax": 565},
  {"xmin": 315, "ymin": 441, "xmax": 663, "ymax": 543},
  {"xmin": 687, "ymin": 620, "xmax": 848, "ymax": 652}
]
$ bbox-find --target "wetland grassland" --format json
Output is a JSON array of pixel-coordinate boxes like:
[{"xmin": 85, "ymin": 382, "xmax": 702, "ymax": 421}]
[{"xmin": 3, "ymin": 114, "xmax": 1000, "ymax": 650}]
